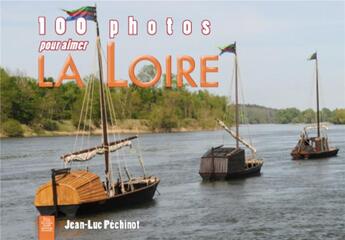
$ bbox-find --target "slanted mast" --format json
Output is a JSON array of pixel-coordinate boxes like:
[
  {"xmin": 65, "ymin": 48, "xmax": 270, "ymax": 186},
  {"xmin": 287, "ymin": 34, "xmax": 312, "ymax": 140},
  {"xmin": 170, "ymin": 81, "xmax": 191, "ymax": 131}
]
[{"xmin": 217, "ymin": 119, "xmax": 256, "ymax": 159}]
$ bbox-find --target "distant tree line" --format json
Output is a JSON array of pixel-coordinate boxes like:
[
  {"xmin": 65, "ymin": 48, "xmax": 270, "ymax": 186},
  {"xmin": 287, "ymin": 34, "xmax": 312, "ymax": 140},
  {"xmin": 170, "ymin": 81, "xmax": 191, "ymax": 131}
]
[
  {"xmin": 0, "ymin": 67, "xmax": 232, "ymax": 137},
  {"xmin": 241, "ymin": 105, "xmax": 345, "ymax": 125},
  {"xmin": 0, "ymin": 67, "xmax": 344, "ymax": 137}
]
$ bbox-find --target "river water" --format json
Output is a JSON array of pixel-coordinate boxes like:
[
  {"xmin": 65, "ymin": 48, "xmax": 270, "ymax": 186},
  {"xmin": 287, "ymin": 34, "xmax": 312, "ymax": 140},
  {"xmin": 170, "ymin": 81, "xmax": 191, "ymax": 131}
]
[{"xmin": 1, "ymin": 124, "xmax": 344, "ymax": 240}]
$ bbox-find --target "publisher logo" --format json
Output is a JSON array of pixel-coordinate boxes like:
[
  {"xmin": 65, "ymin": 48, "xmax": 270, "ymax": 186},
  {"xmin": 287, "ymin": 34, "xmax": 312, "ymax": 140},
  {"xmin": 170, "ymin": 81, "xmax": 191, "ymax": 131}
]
[{"xmin": 38, "ymin": 216, "xmax": 55, "ymax": 240}]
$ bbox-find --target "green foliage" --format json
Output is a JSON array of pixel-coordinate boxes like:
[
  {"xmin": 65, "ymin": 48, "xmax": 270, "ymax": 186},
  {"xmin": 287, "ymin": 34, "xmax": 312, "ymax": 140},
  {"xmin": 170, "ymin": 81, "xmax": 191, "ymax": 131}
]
[
  {"xmin": 321, "ymin": 108, "xmax": 332, "ymax": 122},
  {"xmin": 274, "ymin": 107, "xmax": 345, "ymax": 124},
  {"xmin": 71, "ymin": 79, "xmax": 100, "ymax": 129},
  {"xmin": 1, "ymin": 66, "xmax": 344, "ymax": 138},
  {"xmin": 300, "ymin": 108, "xmax": 315, "ymax": 123},
  {"xmin": 0, "ymin": 67, "xmax": 234, "ymax": 133},
  {"xmin": 149, "ymin": 105, "xmax": 179, "ymax": 131},
  {"xmin": 1, "ymin": 119, "xmax": 24, "ymax": 137},
  {"xmin": 276, "ymin": 108, "xmax": 301, "ymax": 124},
  {"xmin": 41, "ymin": 119, "xmax": 58, "ymax": 131},
  {"xmin": 241, "ymin": 104, "xmax": 276, "ymax": 124},
  {"xmin": 332, "ymin": 109, "xmax": 345, "ymax": 124}
]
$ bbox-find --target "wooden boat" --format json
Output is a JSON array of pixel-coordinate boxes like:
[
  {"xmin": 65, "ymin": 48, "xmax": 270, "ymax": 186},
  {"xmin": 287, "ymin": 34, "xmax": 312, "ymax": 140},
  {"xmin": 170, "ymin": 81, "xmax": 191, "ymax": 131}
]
[
  {"xmin": 200, "ymin": 146, "xmax": 262, "ymax": 180},
  {"xmin": 291, "ymin": 52, "xmax": 339, "ymax": 160},
  {"xmin": 34, "ymin": 6, "xmax": 159, "ymax": 217},
  {"xmin": 199, "ymin": 42, "xmax": 263, "ymax": 180},
  {"xmin": 35, "ymin": 168, "xmax": 159, "ymax": 217},
  {"xmin": 291, "ymin": 125, "xmax": 339, "ymax": 160}
]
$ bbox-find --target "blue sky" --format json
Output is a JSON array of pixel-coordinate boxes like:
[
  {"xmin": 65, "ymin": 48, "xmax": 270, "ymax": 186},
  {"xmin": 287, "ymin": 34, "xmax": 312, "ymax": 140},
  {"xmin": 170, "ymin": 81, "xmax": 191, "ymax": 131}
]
[{"xmin": 1, "ymin": 0, "xmax": 344, "ymax": 110}]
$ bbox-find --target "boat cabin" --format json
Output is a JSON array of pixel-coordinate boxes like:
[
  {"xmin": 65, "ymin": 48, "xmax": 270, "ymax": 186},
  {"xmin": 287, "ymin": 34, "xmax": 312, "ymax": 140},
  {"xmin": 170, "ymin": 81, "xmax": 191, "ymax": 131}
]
[
  {"xmin": 294, "ymin": 126, "xmax": 329, "ymax": 152},
  {"xmin": 34, "ymin": 170, "xmax": 107, "ymax": 208},
  {"xmin": 291, "ymin": 125, "xmax": 338, "ymax": 159},
  {"xmin": 199, "ymin": 146, "xmax": 245, "ymax": 180}
]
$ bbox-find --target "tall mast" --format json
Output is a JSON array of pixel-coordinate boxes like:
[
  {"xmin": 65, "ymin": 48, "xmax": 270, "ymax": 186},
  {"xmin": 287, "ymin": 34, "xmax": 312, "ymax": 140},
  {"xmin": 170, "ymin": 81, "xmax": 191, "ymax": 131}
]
[
  {"xmin": 315, "ymin": 55, "xmax": 320, "ymax": 138},
  {"xmin": 95, "ymin": 7, "xmax": 111, "ymax": 194},
  {"xmin": 234, "ymin": 48, "xmax": 239, "ymax": 149}
]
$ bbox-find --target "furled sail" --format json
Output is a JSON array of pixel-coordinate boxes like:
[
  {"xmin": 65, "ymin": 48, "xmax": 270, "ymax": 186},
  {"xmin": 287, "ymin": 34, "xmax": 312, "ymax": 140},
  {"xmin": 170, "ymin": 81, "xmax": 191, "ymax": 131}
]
[{"xmin": 62, "ymin": 136, "xmax": 138, "ymax": 164}]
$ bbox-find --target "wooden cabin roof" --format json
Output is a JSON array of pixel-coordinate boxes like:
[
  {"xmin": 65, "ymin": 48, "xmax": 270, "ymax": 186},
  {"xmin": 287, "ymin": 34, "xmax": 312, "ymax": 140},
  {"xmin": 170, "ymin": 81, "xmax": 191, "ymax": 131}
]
[
  {"xmin": 35, "ymin": 170, "xmax": 107, "ymax": 206},
  {"xmin": 202, "ymin": 147, "xmax": 244, "ymax": 158}
]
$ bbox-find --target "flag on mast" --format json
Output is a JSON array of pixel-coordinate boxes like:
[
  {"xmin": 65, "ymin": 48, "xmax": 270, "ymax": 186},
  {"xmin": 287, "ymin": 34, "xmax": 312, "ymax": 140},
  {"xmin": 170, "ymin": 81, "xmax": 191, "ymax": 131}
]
[
  {"xmin": 308, "ymin": 52, "xmax": 317, "ymax": 61},
  {"xmin": 63, "ymin": 6, "xmax": 96, "ymax": 21},
  {"xmin": 218, "ymin": 42, "xmax": 236, "ymax": 55}
]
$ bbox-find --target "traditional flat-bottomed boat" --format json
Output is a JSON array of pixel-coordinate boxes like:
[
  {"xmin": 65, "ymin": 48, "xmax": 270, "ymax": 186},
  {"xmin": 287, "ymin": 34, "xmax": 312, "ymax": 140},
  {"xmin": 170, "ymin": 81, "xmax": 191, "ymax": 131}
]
[
  {"xmin": 199, "ymin": 42, "xmax": 263, "ymax": 180},
  {"xmin": 34, "ymin": 5, "xmax": 159, "ymax": 217},
  {"xmin": 35, "ymin": 168, "xmax": 159, "ymax": 217},
  {"xmin": 291, "ymin": 125, "xmax": 339, "ymax": 160},
  {"xmin": 291, "ymin": 52, "xmax": 339, "ymax": 160}
]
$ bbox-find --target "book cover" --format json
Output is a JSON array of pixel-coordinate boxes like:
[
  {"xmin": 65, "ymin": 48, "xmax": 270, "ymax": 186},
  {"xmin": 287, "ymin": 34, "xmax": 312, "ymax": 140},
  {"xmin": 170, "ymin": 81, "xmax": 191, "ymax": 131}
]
[{"xmin": 0, "ymin": 1, "xmax": 344, "ymax": 240}]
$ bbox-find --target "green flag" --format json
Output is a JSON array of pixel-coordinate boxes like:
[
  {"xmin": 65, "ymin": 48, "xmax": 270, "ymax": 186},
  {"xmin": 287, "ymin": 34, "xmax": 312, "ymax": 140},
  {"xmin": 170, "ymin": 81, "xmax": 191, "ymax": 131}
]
[{"xmin": 308, "ymin": 52, "xmax": 317, "ymax": 61}]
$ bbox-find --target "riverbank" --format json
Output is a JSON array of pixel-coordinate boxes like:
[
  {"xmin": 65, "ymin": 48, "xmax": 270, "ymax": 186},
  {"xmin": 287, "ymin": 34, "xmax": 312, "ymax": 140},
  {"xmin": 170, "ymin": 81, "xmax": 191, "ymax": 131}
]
[
  {"xmin": 0, "ymin": 119, "xmax": 218, "ymax": 138},
  {"xmin": 1, "ymin": 119, "xmax": 343, "ymax": 138}
]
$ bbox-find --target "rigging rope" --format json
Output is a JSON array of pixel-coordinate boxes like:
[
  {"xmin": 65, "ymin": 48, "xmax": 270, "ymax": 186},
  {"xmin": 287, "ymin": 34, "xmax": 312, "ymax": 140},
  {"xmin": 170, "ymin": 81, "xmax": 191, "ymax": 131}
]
[
  {"xmin": 85, "ymin": 75, "xmax": 96, "ymax": 169},
  {"xmin": 135, "ymin": 127, "xmax": 147, "ymax": 177},
  {"xmin": 308, "ymin": 63, "xmax": 316, "ymax": 122},
  {"xmin": 73, "ymin": 77, "xmax": 91, "ymax": 153},
  {"xmin": 226, "ymin": 55, "xmax": 255, "ymax": 158},
  {"xmin": 97, "ymin": 44, "xmax": 121, "ymax": 185},
  {"xmin": 101, "ymin": 43, "xmax": 147, "ymax": 182},
  {"xmin": 317, "ymin": 62, "xmax": 325, "ymax": 123},
  {"xmin": 68, "ymin": 75, "xmax": 92, "ymax": 168},
  {"xmin": 80, "ymin": 76, "xmax": 93, "ymax": 151},
  {"xmin": 226, "ymin": 58, "xmax": 235, "ymax": 122},
  {"xmin": 104, "ymin": 83, "xmax": 127, "ymax": 193},
  {"xmin": 71, "ymin": 46, "xmax": 98, "ymax": 164},
  {"xmin": 67, "ymin": 38, "xmax": 147, "ymax": 190},
  {"xmin": 236, "ymin": 59, "xmax": 253, "ymax": 149}
]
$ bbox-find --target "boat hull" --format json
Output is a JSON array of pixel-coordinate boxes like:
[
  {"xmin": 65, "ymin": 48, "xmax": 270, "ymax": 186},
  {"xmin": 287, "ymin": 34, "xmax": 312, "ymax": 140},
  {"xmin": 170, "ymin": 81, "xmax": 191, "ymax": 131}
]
[
  {"xmin": 291, "ymin": 148, "xmax": 339, "ymax": 160},
  {"xmin": 200, "ymin": 163, "xmax": 262, "ymax": 181},
  {"xmin": 36, "ymin": 180, "xmax": 159, "ymax": 217}
]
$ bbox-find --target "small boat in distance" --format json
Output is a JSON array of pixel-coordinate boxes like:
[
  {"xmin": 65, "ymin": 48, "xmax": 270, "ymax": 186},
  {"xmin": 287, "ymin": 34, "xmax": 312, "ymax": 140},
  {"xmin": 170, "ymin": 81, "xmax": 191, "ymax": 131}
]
[
  {"xmin": 291, "ymin": 52, "xmax": 339, "ymax": 160},
  {"xmin": 199, "ymin": 42, "xmax": 263, "ymax": 180},
  {"xmin": 34, "ymin": 6, "xmax": 159, "ymax": 217}
]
